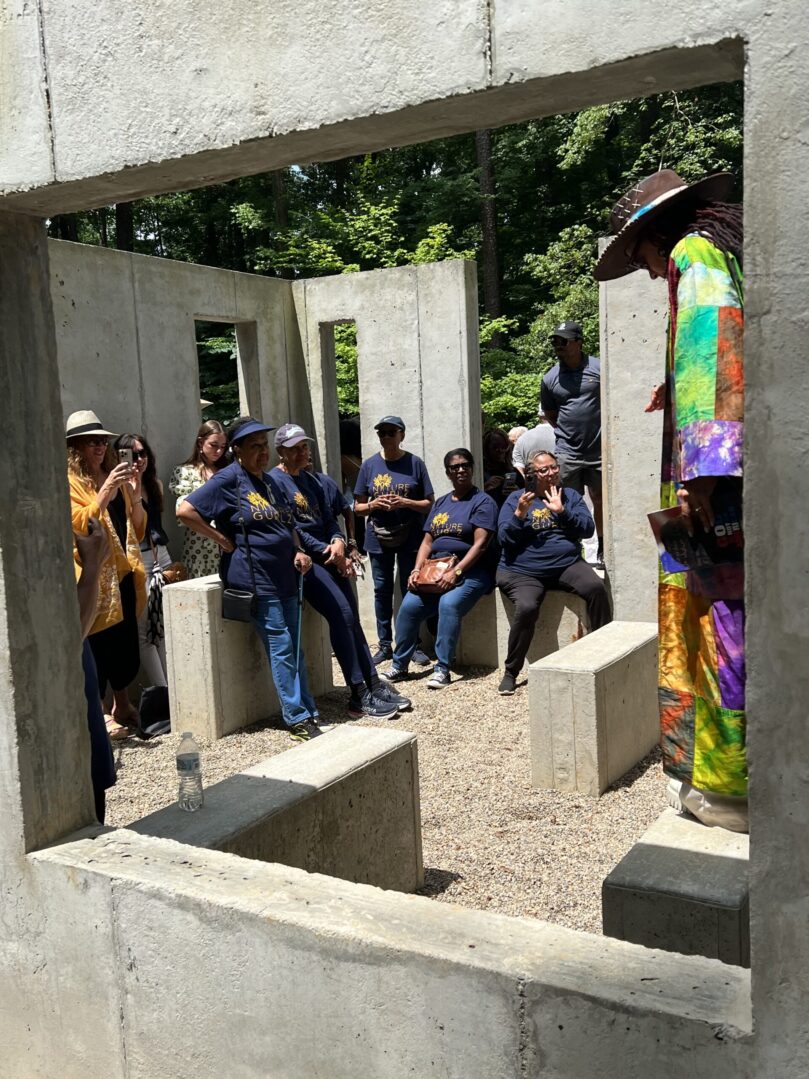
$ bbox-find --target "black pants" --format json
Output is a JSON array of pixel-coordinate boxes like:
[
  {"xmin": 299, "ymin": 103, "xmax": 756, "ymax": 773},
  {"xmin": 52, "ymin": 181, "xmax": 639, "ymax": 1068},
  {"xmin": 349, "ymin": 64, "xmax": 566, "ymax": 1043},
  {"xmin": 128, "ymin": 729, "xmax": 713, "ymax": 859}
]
[
  {"xmin": 88, "ymin": 572, "xmax": 140, "ymax": 696},
  {"xmin": 496, "ymin": 560, "xmax": 612, "ymax": 676}
]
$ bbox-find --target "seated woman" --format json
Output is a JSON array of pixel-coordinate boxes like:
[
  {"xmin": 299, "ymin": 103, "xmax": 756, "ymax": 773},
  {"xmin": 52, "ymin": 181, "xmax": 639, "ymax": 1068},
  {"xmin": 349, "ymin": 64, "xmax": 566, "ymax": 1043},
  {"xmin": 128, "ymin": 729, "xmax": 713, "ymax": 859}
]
[
  {"xmin": 271, "ymin": 423, "xmax": 410, "ymax": 720},
  {"xmin": 384, "ymin": 448, "xmax": 498, "ymax": 689},
  {"xmin": 177, "ymin": 417, "xmax": 320, "ymax": 742},
  {"xmin": 170, "ymin": 420, "xmax": 230, "ymax": 578},
  {"xmin": 66, "ymin": 410, "xmax": 147, "ymax": 738},
  {"xmin": 496, "ymin": 450, "xmax": 611, "ymax": 696}
]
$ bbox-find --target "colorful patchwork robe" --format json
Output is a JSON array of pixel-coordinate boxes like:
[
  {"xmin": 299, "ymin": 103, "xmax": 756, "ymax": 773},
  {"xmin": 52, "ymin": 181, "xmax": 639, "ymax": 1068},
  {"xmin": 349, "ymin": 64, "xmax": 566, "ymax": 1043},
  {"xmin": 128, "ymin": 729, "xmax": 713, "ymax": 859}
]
[{"xmin": 658, "ymin": 233, "xmax": 746, "ymax": 797}]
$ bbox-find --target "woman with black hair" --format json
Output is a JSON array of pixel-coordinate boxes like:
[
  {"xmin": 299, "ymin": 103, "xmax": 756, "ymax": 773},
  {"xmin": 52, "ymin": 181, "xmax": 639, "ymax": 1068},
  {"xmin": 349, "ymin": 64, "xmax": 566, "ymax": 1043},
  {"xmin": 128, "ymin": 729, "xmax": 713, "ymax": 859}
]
[
  {"xmin": 595, "ymin": 169, "xmax": 746, "ymax": 832},
  {"xmin": 384, "ymin": 448, "xmax": 497, "ymax": 690}
]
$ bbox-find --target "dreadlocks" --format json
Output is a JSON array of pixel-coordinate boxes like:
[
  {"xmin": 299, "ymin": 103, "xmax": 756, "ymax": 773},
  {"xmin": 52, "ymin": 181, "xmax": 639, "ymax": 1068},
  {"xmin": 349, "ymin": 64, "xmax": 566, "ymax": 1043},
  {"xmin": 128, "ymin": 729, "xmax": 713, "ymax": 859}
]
[{"xmin": 648, "ymin": 199, "xmax": 744, "ymax": 267}]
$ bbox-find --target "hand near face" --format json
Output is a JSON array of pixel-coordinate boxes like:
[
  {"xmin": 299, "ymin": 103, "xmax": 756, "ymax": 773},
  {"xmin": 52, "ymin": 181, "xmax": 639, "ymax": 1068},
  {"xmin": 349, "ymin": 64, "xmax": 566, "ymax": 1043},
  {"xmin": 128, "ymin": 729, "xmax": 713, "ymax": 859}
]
[
  {"xmin": 541, "ymin": 485, "xmax": 564, "ymax": 514},
  {"xmin": 107, "ymin": 461, "xmax": 134, "ymax": 490},
  {"xmin": 514, "ymin": 490, "xmax": 536, "ymax": 519},
  {"xmin": 484, "ymin": 475, "xmax": 504, "ymax": 492}
]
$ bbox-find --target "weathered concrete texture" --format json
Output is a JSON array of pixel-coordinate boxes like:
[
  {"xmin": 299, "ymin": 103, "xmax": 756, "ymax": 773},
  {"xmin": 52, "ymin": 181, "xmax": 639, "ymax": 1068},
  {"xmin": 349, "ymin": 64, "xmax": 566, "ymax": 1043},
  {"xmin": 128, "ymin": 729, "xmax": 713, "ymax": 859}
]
[
  {"xmin": 163, "ymin": 576, "xmax": 332, "ymax": 740},
  {"xmin": 0, "ymin": 1, "xmax": 53, "ymax": 192},
  {"xmin": 30, "ymin": 829, "xmax": 751, "ymax": 1079},
  {"xmin": 456, "ymin": 589, "xmax": 586, "ymax": 670},
  {"xmin": 599, "ymin": 243, "xmax": 667, "ymax": 623},
  {"xmin": 2, "ymin": 5, "xmax": 744, "ymax": 214},
  {"xmin": 131, "ymin": 727, "xmax": 423, "ymax": 891},
  {"xmin": 603, "ymin": 808, "xmax": 750, "ymax": 968},
  {"xmin": 528, "ymin": 621, "xmax": 658, "ymax": 796}
]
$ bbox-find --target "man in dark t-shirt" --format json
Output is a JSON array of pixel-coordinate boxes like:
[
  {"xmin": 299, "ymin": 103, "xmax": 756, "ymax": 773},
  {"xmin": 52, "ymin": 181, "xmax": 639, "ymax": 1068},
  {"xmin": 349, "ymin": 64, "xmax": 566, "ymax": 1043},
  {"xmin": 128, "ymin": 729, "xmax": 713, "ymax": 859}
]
[{"xmin": 539, "ymin": 320, "xmax": 604, "ymax": 567}]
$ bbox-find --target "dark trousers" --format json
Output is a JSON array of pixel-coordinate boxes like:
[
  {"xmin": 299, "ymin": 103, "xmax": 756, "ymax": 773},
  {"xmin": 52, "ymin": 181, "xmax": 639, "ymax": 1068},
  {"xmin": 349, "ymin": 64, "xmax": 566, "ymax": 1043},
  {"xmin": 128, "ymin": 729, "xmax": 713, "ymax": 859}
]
[
  {"xmin": 496, "ymin": 560, "xmax": 612, "ymax": 675},
  {"xmin": 304, "ymin": 562, "xmax": 375, "ymax": 689},
  {"xmin": 368, "ymin": 548, "xmax": 418, "ymax": 649},
  {"xmin": 88, "ymin": 572, "xmax": 140, "ymax": 695}
]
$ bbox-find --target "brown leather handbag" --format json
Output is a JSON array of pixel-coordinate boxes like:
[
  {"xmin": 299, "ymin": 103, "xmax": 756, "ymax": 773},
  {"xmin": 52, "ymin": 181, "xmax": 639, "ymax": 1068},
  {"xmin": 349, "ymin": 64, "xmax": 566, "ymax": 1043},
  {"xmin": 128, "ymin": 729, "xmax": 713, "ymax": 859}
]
[{"xmin": 410, "ymin": 554, "xmax": 458, "ymax": 594}]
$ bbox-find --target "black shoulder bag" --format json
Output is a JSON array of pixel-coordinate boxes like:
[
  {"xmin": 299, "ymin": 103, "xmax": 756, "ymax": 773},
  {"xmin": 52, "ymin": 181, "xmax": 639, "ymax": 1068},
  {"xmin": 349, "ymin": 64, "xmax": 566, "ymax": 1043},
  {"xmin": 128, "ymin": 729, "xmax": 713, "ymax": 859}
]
[{"xmin": 222, "ymin": 471, "xmax": 259, "ymax": 622}]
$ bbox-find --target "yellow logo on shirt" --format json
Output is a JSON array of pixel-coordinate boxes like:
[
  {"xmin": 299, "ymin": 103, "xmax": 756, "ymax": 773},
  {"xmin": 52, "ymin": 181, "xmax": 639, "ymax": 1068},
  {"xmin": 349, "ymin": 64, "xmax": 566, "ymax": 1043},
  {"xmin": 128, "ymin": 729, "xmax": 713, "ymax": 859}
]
[
  {"xmin": 530, "ymin": 507, "xmax": 553, "ymax": 531},
  {"xmin": 432, "ymin": 512, "xmax": 449, "ymax": 527},
  {"xmin": 373, "ymin": 473, "xmax": 393, "ymax": 493},
  {"xmin": 247, "ymin": 491, "xmax": 270, "ymax": 510},
  {"xmin": 294, "ymin": 491, "xmax": 309, "ymax": 511}
]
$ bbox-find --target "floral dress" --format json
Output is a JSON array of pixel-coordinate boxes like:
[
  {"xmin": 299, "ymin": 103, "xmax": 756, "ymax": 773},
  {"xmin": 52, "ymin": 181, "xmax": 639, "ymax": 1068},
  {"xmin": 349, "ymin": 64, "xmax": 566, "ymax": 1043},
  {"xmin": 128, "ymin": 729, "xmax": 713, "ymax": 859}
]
[{"xmin": 169, "ymin": 464, "xmax": 222, "ymax": 579}]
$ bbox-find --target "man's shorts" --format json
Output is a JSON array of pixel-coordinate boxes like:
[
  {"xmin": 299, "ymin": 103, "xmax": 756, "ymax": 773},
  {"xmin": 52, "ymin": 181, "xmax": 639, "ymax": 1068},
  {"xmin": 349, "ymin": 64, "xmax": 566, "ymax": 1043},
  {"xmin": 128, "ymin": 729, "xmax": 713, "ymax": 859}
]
[{"xmin": 558, "ymin": 457, "xmax": 602, "ymax": 495}]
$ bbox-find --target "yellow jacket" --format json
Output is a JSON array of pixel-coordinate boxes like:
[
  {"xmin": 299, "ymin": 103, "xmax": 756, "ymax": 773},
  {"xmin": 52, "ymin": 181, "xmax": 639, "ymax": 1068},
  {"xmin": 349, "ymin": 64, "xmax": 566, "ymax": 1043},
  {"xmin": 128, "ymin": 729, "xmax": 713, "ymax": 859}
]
[{"xmin": 68, "ymin": 472, "xmax": 147, "ymax": 635}]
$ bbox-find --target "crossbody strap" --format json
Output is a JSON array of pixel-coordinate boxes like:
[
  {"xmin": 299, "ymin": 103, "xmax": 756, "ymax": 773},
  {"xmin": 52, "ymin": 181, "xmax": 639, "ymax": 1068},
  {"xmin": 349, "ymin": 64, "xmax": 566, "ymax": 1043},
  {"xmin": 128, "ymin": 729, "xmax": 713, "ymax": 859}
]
[{"xmin": 235, "ymin": 469, "xmax": 259, "ymax": 596}]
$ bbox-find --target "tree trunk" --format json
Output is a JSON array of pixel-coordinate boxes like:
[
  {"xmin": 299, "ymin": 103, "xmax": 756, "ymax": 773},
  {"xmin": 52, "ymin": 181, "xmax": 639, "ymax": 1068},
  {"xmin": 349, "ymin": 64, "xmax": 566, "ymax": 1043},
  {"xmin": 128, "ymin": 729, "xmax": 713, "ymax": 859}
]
[
  {"xmin": 272, "ymin": 170, "xmax": 293, "ymax": 278},
  {"xmin": 475, "ymin": 129, "xmax": 503, "ymax": 348},
  {"xmin": 115, "ymin": 202, "xmax": 134, "ymax": 250},
  {"xmin": 51, "ymin": 214, "xmax": 79, "ymax": 242},
  {"xmin": 98, "ymin": 207, "xmax": 109, "ymax": 247}
]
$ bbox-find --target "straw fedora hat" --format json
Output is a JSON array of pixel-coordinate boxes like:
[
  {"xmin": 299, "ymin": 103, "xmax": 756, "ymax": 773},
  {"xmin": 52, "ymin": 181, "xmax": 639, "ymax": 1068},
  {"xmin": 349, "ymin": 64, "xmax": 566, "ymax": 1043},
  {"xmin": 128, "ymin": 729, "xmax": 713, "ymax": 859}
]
[
  {"xmin": 594, "ymin": 169, "xmax": 736, "ymax": 282},
  {"xmin": 65, "ymin": 410, "xmax": 118, "ymax": 439}
]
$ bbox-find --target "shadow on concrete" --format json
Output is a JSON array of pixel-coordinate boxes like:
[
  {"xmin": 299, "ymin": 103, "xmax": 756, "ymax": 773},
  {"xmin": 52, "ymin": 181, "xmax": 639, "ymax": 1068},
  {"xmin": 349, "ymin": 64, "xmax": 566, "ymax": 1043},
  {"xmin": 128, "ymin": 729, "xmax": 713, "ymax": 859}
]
[{"xmin": 417, "ymin": 867, "xmax": 464, "ymax": 897}]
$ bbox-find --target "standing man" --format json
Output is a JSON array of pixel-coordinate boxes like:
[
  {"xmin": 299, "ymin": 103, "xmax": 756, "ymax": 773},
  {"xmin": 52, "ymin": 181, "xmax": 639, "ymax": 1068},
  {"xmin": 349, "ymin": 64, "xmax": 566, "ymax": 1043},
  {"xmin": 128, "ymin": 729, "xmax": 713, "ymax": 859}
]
[{"xmin": 540, "ymin": 321, "xmax": 603, "ymax": 568}]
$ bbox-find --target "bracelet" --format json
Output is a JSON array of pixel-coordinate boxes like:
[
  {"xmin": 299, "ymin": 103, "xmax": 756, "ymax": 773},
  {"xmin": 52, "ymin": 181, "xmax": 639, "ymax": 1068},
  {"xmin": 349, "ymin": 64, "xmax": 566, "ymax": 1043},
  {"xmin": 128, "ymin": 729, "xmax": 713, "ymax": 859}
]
[{"xmin": 346, "ymin": 538, "xmax": 358, "ymax": 550}]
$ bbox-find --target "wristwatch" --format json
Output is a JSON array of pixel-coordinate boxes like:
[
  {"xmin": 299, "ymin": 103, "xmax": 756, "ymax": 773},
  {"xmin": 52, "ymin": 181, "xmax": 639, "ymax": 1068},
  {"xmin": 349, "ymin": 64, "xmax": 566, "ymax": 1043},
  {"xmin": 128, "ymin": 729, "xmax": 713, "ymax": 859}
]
[{"xmin": 454, "ymin": 567, "xmax": 463, "ymax": 578}]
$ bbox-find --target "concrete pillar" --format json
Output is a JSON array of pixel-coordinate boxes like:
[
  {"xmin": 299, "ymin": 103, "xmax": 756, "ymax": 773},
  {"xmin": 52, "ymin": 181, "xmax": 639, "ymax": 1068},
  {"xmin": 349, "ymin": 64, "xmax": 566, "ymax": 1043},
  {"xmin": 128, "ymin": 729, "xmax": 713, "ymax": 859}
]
[
  {"xmin": 0, "ymin": 212, "xmax": 95, "ymax": 861},
  {"xmin": 599, "ymin": 250, "xmax": 667, "ymax": 623}
]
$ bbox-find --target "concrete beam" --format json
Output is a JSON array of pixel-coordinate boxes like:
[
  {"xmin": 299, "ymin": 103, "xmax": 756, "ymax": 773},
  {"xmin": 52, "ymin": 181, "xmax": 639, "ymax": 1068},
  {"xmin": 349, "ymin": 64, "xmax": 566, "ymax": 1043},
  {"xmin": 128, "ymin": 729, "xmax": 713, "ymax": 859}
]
[
  {"xmin": 163, "ymin": 576, "xmax": 333, "ymax": 741},
  {"xmin": 528, "ymin": 621, "xmax": 658, "ymax": 796},
  {"xmin": 131, "ymin": 727, "xmax": 424, "ymax": 892},
  {"xmin": 603, "ymin": 808, "xmax": 750, "ymax": 967}
]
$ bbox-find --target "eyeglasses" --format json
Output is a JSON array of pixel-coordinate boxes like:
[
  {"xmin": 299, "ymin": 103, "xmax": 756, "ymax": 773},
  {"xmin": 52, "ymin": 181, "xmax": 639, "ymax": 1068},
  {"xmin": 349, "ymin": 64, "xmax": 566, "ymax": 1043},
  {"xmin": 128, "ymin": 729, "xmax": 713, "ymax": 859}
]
[
  {"xmin": 525, "ymin": 464, "xmax": 560, "ymax": 478},
  {"xmin": 447, "ymin": 462, "xmax": 472, "ymax": 473},
  {"xmin": 132, "ymin": 450, "xmax": 148, "ymax": 460},
  {"xmin": 85, "ymin": 437, "xmax": 109, "ymax": 447},
  {"xmin": 377, "ymin": 428, "xmax": 399, "ymax": 438}
]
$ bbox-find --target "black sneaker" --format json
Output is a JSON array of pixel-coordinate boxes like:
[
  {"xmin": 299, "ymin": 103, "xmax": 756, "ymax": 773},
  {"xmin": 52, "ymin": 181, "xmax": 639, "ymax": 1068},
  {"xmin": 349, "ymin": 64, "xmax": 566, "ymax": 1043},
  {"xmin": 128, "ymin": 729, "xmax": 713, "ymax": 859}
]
[
  {"xmin": 372, "ymin": 646, "xmax": 393, "ymax": 665},
  {"xmin": 289, "ymin": 720, "xmax": 323, "ymax": 741},
  {"xmin": 595, "ymin": 544, "xmax": 605, "ymax": 571},
  {"xmin": 358, "ymin": 689, "xmax": 399, "ymax": 720},
  {"xmin": 381, "ymin": 664, "xmax": 409, "ymax": 682},
  {"xmin": 426, "ymin": 668, "xmax": 452, "ymax": 690},
  {"xmin": 498, "ymin": 672, "xmax": 516, "ymax": 696},
  {"xmin": 373, "ymin": 680, "xmax": 412, "ymax": 711},
  {"xmin": 412, "ymin": 647, "xmax": 431, "ymax": 666}
]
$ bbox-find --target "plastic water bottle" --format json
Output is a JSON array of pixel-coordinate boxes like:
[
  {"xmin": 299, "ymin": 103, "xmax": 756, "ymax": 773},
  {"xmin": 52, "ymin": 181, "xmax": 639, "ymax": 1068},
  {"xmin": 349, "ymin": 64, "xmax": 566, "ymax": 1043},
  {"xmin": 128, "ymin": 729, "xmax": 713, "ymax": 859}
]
[{"xmin": 177, "ymin": 732, "xmax": 204, "ymax": 812}]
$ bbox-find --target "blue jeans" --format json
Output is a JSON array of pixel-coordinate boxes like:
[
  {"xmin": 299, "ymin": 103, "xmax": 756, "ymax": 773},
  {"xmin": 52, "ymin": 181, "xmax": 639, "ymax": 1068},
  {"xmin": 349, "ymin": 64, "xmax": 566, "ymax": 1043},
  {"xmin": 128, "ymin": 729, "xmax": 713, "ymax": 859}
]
[
  {"xmin": 251, "ymin": 594, "xmax": 317, "ymax": 727},
  {"xmin": 392, "ymin": 568, "xmax": 491, "ymax": 673},
  {"xmin": 369, "ymin": 548, "xmax": 418, "ymax": 649},
  {"xmin": 304, "ymin": 563, "xmax": 374, "ymax": 689}
]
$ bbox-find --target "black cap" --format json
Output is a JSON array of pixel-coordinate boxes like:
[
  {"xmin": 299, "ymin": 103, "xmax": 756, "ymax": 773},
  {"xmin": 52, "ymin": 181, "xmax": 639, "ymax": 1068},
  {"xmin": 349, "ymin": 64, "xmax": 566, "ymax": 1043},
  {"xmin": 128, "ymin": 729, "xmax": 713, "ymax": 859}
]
[
  {"xmin": 550, "ymin": 321, "xmax": 583, "ymax": 342},
  {"xmin": 374, "ymin": 415, "xmax": 406, "ymax": 432}
]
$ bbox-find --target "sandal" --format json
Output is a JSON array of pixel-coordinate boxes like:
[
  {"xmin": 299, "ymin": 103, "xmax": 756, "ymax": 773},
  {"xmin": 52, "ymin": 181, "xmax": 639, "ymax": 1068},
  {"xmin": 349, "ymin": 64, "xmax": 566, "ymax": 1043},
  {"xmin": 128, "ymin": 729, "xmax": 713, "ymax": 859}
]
[{"xmin": 104, "ymin": 715, "xmax": 131, "ymax": 741}]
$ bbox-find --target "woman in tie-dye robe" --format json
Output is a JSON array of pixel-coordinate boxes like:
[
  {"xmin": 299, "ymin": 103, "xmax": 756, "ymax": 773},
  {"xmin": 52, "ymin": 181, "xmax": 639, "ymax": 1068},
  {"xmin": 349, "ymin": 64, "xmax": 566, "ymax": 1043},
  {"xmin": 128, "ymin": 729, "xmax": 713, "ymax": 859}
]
[{"xmin": 595, "ymin": 170, "xmax": 747, "ymax": 831}]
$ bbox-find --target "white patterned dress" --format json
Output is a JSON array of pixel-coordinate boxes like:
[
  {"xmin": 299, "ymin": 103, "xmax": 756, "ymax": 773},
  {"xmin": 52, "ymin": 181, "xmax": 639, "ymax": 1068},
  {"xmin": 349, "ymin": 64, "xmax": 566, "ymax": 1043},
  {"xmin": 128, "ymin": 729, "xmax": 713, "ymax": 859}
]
[{"xmin": 169, "ymin": 464, "xmax": 222, "ymax": 579}]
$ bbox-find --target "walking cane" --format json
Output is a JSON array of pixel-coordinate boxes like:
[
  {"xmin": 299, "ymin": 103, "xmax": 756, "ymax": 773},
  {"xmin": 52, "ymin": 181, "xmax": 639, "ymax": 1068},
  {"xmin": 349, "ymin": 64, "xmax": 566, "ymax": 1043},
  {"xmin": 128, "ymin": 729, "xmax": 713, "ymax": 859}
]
[{"xmin": 294, "ymin": 570, "xmax": 304, "ymax": 669}]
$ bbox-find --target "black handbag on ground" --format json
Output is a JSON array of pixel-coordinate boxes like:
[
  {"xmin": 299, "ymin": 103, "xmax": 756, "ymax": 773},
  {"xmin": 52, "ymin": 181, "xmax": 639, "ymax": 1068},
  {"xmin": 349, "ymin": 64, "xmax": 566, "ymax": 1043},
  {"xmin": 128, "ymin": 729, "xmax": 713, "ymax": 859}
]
[{"xmin": 222, "ymin": 471, "xmax": 259, "ymax": 622}]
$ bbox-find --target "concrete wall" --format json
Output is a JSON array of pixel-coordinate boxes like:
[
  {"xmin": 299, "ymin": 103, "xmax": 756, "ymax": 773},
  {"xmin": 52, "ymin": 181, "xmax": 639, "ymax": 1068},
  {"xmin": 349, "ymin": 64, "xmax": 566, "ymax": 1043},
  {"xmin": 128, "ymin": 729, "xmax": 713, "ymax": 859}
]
[
  {"xmin": 3, "ymin": 2, "xmax": 809, "ymax": 1076},
  {"xmin": 599, "ymin": 248, "xmax": 667, "ymax": 623}
]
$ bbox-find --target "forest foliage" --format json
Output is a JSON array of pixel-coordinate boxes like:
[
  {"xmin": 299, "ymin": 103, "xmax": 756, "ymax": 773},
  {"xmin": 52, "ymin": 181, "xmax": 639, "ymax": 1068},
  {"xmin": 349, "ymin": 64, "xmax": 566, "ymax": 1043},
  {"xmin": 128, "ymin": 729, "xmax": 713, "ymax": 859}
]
[{"xmin": 52, "ymin": 85, "xmax": 742, "ymax": 428}]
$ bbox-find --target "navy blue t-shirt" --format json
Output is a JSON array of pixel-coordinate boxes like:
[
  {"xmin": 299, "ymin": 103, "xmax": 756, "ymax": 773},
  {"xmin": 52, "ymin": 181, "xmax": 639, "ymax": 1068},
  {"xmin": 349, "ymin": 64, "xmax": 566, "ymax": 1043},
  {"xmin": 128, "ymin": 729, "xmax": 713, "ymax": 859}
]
[
  {"xmin": 425, "ymin": 488, "xmax": 498, "ymax": 559},
  {"xmin": 315, "ymin": 471, "xmax": 350, "ymax": 520},
  {"xmin": 354, "ymin": 451, "xmax": 434, "ymax": 554},
  {"xmin": 271, "ymin": 467, "xmax": 342, "ymax": 559},
  {"xmin": 497, "ymin": 487, "xmax": 594, "ymax": 574},
  {"xmin": 186, "ymin": 461, "xmax": 299, "ymax": 598}
]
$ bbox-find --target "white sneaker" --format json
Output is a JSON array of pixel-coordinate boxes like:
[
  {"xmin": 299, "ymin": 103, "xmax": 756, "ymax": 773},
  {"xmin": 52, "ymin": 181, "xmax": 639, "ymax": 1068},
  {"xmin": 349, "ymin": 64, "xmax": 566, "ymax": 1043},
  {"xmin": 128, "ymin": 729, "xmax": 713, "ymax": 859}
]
[{"xmin": 668, "ymin": 778, "xmax": 748, "ymax": 833}]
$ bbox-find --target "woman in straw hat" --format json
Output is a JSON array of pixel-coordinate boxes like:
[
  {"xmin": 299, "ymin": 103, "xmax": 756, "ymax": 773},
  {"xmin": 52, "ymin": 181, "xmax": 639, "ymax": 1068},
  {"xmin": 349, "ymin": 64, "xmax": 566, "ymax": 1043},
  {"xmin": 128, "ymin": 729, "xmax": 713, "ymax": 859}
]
[
  {"xmin": 66, "ymin": 410, "xmax": 147, "ymax": 738},
  {"xmin": 595, "ymin": 169, "xmax": 747, "ymax": 832}
]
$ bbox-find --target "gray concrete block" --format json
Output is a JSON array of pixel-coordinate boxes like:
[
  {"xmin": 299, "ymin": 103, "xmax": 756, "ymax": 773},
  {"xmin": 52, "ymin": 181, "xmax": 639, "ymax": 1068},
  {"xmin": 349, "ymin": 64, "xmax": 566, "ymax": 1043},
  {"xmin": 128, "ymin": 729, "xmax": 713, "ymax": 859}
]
[
  {"xmin": 528, "ymin": 621, "xmax": 658, "ymax": 796},
  {"xmin": 603, "ymin": 808, "xmax": 750, "ymax": 967},
  {"xmin": 131, "ymin": 727, "xmax": 423, "ymax": 892},
  {"xmin": 163, "ymin": 575, "xmax": 332, "ymax": 740}
]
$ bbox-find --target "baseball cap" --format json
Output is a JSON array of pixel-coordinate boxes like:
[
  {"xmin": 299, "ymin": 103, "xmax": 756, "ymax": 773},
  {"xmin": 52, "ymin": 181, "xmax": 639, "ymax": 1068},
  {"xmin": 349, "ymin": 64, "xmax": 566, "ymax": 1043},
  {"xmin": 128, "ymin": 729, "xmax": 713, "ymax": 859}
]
[
  {"xmin": 374, "ymin": 415, "xmax": 406, "ymax": 432},
  {"xmin": 274, "ymin": 423, "xmax": 314, "ymax": 449},
  {"xmin": 550, "ymin": 321, "xmax": 583, "ymax": 341}
]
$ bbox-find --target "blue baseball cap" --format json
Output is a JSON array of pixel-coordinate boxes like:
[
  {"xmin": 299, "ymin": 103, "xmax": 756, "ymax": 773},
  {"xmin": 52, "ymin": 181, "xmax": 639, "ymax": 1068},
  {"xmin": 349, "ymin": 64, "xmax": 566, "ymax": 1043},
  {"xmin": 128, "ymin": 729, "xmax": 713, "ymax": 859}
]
[
  {"xmin": 227, "ymin": 417, "xmax": 276, "ymax": 445},
  {"xmin": 374, "ymin": 415, "xmax": 406, "ymax": 432}
]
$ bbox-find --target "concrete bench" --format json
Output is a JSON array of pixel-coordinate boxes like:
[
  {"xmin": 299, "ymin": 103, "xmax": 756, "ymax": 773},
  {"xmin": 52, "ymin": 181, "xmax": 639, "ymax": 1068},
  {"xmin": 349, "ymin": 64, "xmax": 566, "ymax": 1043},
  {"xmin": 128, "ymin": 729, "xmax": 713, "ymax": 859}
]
[
  {"xmin": 602, "ymin": 807, "xmax": 750, "ymax": 967},
  {"xmin": 455, "ymin": 588, "xmax": 587, "ymax": 669},
  {"xmin": 163, "ymin": 575, "xmax": 334, "ymax": 741},
  {"xmin": 528, "ymin": 620, "xmax": 658, "ymax": 796},
  {"xmin": 130, "ymin": 726, "xmax": 424, "ymax": 893}
]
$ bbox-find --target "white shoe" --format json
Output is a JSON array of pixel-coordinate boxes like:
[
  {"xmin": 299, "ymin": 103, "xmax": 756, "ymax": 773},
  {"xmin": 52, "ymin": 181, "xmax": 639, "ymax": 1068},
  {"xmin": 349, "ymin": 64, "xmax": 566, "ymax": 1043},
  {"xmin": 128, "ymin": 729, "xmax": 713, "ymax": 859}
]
[{"xmin": 667, "ymin": 778, "xmax": 748, "ymax": 833}]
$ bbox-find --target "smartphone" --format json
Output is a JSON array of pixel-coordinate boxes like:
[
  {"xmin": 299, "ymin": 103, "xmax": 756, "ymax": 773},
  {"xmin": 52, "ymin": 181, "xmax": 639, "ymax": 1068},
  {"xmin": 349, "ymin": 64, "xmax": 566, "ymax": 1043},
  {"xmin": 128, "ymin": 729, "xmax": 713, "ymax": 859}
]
[{"xmin": 118, "ymin": 447, "xmax": 133, "ymax": 467}]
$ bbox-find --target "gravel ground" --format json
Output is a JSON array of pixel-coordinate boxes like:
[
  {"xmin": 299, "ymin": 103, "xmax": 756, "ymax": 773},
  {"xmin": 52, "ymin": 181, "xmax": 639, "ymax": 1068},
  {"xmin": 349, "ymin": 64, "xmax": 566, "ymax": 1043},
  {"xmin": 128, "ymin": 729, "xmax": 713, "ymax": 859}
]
[{"xmin": 107, "ymin": 661, "xmax": 666, "ymax": 935}]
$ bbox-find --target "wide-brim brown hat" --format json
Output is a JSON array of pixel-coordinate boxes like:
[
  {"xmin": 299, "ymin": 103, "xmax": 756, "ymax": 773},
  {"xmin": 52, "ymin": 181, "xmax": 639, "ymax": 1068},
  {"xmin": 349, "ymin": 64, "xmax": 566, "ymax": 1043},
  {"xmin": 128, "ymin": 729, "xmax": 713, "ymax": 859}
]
[
  {"xmin": 594, "ymin": 169, "xmax": 736, "ymax": 282},
  {"xmin": 65, "ymin": 409, "xmax": 118, "ymax": 440}
]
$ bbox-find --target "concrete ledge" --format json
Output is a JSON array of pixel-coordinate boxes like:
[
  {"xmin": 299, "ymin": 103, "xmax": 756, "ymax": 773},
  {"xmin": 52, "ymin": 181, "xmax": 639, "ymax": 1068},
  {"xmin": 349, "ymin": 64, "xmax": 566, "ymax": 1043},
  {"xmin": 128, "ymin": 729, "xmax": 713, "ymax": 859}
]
[
  {"xmin": 130, "ymin": 727, "xmax": 423, "ymax": 893},
  {"xmin": 31, "ymin": 829, "xmax": 751, "ymax": 1078},
  {"xmin": 163, "ymin": 575, "xmax": 333, "ymax": 741},
  {"xmin": 528, "ymin": 621, "xmax": 658, "ymax": 796},
  {"xmin": 603, "ymin": 808, "xmax": 750, "ymax": 968}
]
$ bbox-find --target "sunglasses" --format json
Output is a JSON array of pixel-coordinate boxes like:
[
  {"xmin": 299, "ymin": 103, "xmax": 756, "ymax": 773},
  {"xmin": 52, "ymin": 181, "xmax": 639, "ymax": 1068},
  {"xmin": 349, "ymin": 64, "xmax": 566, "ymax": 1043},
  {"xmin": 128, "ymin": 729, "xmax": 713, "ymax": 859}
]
[
  {"xmin": 377, "ymin": 428, "xmax": 400, "ymax": 437},
  {"xmin": 85, "ymin": 436, "xmax": 109, "ymax": 447},
  {"xmin": 132, "ymin": 449, "xmax": 148, "ymax": 460},
  {"xmin": 447, "ymin": 462, "xmax": 472, "ymax": 473}
]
